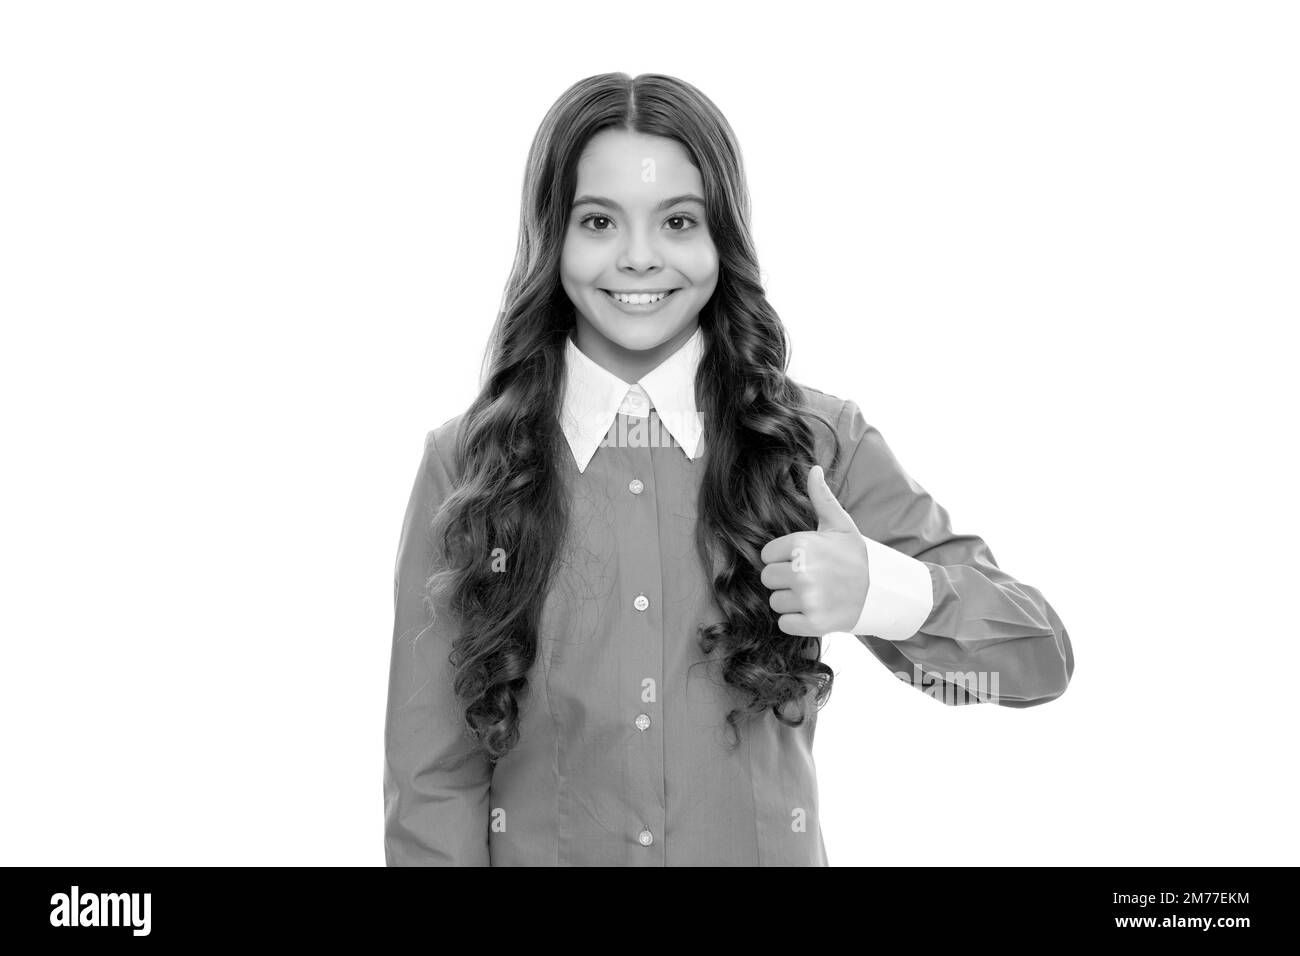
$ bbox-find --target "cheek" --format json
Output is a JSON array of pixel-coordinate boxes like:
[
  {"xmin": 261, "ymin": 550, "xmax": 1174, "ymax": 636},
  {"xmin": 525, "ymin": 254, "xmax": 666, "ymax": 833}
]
[
  {"xmin": 676, "ymin": 238, "xmax": 719, "ymax": 286},
  {"xmin": 560, "ymin": 233, "xmax": 604, "ymax": 284}
]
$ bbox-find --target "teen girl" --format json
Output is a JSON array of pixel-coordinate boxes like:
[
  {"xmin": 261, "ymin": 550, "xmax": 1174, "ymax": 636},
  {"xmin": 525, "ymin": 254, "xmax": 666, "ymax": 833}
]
[{"xmin": 384, "ymin": 72, "xmax": 1074, "ymax": 867}]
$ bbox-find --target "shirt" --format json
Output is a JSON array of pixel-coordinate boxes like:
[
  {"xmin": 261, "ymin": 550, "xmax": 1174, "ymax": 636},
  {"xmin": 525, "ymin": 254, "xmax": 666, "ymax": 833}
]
[
  {"xmin": 384, "ymin": 329, "xmax": 1075, "ymax": 866},
  {"xmin": 559, "ymin": 326, "xmax": 935, "ymax": 640}
]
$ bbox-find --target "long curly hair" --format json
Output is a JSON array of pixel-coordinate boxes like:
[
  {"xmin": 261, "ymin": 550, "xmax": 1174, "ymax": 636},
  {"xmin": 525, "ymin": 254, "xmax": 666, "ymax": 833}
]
[{"xmin": 427, "ymin": 72, "xmax": 844, "ymax": 763}]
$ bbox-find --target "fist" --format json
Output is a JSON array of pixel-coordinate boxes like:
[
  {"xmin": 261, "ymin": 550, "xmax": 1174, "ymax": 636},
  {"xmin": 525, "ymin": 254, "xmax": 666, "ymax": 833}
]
[{"xmin": 760, "ymin": 464, "xmax": 870, "ymax": 637}]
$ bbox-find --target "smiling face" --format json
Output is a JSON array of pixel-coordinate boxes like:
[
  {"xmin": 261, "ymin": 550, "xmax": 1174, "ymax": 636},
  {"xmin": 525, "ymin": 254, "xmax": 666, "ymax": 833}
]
[{"xmin": 560, "ymin": 127, "xmax": 719, "ymax": 382}]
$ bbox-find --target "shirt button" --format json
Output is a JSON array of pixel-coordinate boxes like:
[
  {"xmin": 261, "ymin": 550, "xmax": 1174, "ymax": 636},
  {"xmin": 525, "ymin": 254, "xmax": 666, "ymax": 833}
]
[
  {"xmin": 633, "ymin": 593, "xmax": 649, "ymax": 612},
  {"xmin": 628, "ymin": 478, "xmax": 644, "ymax": 495},
  {"xmin": 629, "ymin": 390, "xmax": 644, "ymax": 408},
  {"xmin": 635, "ymin": 713, "xmax": 651, "ymax": 731},
  {"xmin": 638, "ymin": 828, "xmax": 654, "ymax": 847}
]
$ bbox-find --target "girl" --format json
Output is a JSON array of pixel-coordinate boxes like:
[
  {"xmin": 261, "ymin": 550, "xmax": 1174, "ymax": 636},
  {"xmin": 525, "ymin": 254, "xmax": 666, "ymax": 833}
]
[{"xmin": 384, "ymin": 73, "xmax": 1074, "ymax": 867}]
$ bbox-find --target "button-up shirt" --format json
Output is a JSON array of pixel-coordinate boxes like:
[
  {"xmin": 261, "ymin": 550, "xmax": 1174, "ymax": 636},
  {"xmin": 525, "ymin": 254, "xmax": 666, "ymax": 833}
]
[
  {"xmin": 385, "ymin": 327, "xmax": 1075, "ymax": 866},
  {"xmin": 559, "ymin": 325, "xmax": 936, "ymax": 639}
]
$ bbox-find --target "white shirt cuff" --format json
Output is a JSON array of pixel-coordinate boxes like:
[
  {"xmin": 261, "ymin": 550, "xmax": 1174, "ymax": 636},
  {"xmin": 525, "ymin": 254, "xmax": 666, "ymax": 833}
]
[{"xmin": 851, "ymin": 535, "xmax": 935, "ymax": 640}]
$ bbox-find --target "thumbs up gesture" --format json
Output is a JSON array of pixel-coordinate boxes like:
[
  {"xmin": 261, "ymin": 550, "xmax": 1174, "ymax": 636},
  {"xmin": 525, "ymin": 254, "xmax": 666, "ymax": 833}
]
[{"xmin": 759, "ymin": 464, "xmax": 870, "ymax": 637}]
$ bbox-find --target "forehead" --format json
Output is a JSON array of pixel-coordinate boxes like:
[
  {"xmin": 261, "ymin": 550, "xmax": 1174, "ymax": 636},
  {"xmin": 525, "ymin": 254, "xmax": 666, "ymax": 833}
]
[{"xmin": 574, "ymin": 128, "xmax": 702, "ymax": 201}]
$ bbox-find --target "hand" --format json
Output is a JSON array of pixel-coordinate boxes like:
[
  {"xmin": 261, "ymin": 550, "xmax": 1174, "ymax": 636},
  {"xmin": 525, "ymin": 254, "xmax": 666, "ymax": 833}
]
[{"xmin": 760, "ymin": 465, "xmax": 871, "ymax": 637}]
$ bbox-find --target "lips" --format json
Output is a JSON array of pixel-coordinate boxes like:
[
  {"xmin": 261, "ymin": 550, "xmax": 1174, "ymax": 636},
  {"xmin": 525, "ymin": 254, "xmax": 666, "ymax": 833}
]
[{"xmin": 600, "ymin": 289, "xmax": 679, "ymax": 306}]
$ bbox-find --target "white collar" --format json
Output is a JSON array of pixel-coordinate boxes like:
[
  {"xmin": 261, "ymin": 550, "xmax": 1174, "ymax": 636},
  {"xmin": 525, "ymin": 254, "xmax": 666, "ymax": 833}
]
[{"xmin": 559, "ymin": 325, "xmax": 705, "ymax": 474}]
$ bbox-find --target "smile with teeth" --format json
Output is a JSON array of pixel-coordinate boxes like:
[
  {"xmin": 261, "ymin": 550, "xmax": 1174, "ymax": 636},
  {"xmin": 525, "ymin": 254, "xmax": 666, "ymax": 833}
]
[{"xmin": 602, "ymin": 289, "xmax": 678, "ymax": 305}]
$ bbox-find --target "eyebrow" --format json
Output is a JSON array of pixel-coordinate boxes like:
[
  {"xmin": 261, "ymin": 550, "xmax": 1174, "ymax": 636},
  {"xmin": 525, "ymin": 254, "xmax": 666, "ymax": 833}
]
[{"xmin": 571, "ymin": 193, "xmax": 706, "ymax": 212}]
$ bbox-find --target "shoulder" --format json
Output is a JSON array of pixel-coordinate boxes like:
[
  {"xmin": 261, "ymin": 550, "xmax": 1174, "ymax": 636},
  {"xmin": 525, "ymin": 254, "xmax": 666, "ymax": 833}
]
[
  {"xmin": 792, "ymin": 380, "xmax": 871, "ymax": 441},
  {"xmin": 420, "ymin": 412, "xmax": 469, "ymax": 496},
  {"xmin": 790, "ymin": 381, "xmax": 879, "ymax": 494},
  {"xmin": 793, "ymin": 381, "xmax": 842, "ymax": 414}
]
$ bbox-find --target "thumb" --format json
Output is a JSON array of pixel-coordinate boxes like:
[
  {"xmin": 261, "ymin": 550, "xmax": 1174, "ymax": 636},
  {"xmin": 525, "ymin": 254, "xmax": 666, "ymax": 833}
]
[{"xmin": 807, "ymin": 464, "xmax": 858, "ymax": 533}]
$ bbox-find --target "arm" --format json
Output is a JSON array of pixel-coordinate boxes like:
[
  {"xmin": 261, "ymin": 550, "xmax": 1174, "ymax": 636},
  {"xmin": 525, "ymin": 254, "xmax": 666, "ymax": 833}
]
[
  {"xmin": 831, "ymin": 400, "xmax": 1074, "ymax": 707},
  {"xmin": 384, "ymin": 429, "xmax": 492, "ymax": 864}
]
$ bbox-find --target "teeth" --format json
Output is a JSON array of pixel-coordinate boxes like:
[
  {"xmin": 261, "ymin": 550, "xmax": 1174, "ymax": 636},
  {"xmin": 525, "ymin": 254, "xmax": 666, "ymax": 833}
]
[{"xmin": 609, "ymin": 290, "xmax": 672, "ymax": 305}]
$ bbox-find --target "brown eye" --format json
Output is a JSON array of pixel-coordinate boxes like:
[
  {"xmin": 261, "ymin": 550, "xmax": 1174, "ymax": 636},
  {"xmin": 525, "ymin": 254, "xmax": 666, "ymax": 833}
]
[
  {"xmin": 666, "ymin": 215, "xmax": 699, "ymax": 232},
  {"xmin": 580, "ymin": 214, "xmax": 613, "ymax": 232}
]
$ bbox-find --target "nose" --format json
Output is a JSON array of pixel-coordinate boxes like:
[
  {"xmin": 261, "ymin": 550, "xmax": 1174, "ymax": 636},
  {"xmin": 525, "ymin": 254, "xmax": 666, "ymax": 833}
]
[{"xmin": 616, "ymin": 222, "xmax": 663, "ymax": 274}]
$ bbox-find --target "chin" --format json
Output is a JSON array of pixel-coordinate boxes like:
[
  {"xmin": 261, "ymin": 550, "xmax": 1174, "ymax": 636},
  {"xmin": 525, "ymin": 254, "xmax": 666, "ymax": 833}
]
[
  {"xmin": 598, "ymin": 320, "xmax": 682, "ymax": 351},
  {"xmin": 591, "ymin": 298, "xmax": 697, "ymax": 344}
]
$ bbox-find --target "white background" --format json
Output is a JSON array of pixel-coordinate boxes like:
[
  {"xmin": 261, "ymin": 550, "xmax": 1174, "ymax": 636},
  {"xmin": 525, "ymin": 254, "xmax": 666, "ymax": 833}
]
[{"xmin": 2, "ymin": 1, "xmax": 1296, "ymax": 866}]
